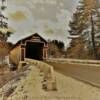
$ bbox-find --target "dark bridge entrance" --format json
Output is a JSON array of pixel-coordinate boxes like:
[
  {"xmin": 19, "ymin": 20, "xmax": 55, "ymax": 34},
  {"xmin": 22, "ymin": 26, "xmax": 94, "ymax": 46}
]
[{"xmin": 26, "ymin": 42, "xmax": 44, "ymax": 60}]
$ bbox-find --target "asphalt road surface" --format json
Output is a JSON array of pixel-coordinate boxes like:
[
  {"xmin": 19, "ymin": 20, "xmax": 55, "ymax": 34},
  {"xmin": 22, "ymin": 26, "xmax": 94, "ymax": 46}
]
[{"xmin": 46, "ymin": 61, "xmax": 100, "ymax": 88}]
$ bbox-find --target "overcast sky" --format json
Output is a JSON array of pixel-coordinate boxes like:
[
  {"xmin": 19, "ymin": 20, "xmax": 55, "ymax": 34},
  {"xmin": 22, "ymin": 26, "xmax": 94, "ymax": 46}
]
[{"xmin": 6, "ymin": 0, "xmax": 79, "ymax": 47}]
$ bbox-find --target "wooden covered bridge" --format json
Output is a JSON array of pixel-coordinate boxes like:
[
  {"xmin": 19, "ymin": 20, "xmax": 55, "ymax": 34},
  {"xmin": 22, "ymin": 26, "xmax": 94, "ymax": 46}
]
[{"xmin": 10, "ymin": 33, "xmax": 48, "ymax": 65}]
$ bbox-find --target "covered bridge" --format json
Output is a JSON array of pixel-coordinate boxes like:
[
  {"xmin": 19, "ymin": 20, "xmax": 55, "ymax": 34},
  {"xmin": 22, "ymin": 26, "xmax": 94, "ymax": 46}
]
[{"xmin": 9, "ymin": 33, "xmax": 48, "ymax": 65}]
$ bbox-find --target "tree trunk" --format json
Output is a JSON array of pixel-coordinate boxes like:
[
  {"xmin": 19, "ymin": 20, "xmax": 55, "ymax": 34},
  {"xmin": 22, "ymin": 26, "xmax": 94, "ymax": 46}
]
[{"xmin": 90, "ymin": 14, "xmax": 97, "ymax": 59}]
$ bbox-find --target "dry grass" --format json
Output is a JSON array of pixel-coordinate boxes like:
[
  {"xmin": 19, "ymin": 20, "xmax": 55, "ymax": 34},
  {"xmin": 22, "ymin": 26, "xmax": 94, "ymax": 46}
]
[{"xmin": 0, "ymin": 64, "xmax": 19, "ymax": 88}]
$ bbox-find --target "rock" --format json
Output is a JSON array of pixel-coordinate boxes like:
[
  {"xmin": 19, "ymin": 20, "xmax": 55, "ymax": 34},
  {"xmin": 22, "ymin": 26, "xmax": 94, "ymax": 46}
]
[
  {"xmin": 46, "ymin": 80, "xmax": 57, "ymax": 91},
  {"xmin": 18, "ymin": 61, "xmax": 28, "ymax": 70}
]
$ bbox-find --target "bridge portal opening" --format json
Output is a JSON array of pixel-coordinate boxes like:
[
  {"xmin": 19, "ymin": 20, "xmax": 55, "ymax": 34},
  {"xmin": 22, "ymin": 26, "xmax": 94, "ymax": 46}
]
[{"xmin": 26, "ymin": 42, "xmax": 44, "ymax": 60}]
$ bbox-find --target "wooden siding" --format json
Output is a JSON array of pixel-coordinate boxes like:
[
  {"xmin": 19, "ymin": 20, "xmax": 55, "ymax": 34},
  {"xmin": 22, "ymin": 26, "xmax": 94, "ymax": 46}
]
[{"xmin": 9, "ymin": 45, "xmax": 21, "ymax": 65}]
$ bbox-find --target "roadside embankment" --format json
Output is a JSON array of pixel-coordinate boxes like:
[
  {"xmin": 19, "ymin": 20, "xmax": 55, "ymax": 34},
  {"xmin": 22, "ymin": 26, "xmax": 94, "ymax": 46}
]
[
  {"xmin": 1, "ymin": 59, "xmax": 100, "ymax": 100},
  {"xmin": 47, "ymin": 58, "xmax": 100, "ymax": 66}
]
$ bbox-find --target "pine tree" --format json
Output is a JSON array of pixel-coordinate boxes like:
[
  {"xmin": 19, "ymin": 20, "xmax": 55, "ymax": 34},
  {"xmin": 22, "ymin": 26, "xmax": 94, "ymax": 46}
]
[
  {"xmin": 0, "ymin": 0, "xmax": 13, "ymax": 63},
  {"xmin": 0, "ymin": 0, "xmax": 13, "ymax": 42},
  {"xmin": 68, "ymin": 0, "xmax": 100, "ymax": 59}
]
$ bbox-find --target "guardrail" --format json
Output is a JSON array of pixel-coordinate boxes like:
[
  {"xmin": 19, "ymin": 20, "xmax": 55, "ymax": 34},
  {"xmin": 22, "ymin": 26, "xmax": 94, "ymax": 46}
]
[{"xmin": 47, "ymin": 58, "xmax": 100, "ymax": 65}]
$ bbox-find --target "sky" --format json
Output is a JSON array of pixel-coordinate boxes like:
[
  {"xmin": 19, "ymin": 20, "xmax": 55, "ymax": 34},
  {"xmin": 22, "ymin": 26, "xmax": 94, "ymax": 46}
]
[{"xmin": 6, "ymin": 0, "xmax": 79, "ymax": 47}]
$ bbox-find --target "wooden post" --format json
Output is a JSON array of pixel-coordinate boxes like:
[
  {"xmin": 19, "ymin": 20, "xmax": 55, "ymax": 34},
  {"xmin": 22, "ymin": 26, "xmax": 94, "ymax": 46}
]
[
  {"xmin": 43, "ymin": 48, "xmax": 48, "ymax": 60},
  {"xmin": 21, "ymin": 48, "xmax": 25, "ymax": 61}
]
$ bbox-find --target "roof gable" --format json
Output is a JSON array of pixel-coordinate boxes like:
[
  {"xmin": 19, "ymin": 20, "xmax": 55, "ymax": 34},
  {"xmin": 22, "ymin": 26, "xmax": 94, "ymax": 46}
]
[{"xmin": 13, "ymin": 33, "xmax": 48, "ymax": 48}]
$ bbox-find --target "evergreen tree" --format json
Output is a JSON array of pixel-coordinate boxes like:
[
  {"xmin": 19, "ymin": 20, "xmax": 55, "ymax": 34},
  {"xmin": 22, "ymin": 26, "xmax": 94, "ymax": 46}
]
[
  {"xmin": 68, "ymin": 0, "xmax": 100, "ymax": 59},
  {"xmin": 0, "ymin": 0, "xmax": 13, "ymax": 62},
  {"xmin": 0, "ymin": 0, "xmax": 13, "ymax": 42},
  {"xmin": 48, "ymin": 40, "xmax": 65, "ymax": 58}
]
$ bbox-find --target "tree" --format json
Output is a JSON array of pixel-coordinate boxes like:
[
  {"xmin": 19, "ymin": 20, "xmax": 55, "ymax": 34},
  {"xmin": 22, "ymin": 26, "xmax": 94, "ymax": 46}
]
[
  {"xmin": 68, "ymin": 0, "xmax": 100, "ymax": 59},
  {"xmin": 48, "ymin": 40, "xmax": 65, "ymax": 58},
  {"xmin": 0, "ymin": 0, "xmax": 14, "ymax": 63},
  {"xmin": 51, "ymin": 40, "xmax": 65, "ymax": 52}
]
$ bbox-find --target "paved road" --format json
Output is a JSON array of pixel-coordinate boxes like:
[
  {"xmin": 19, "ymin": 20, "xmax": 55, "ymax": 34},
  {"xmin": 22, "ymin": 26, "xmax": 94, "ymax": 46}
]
[{"xmin": 45, "ymin": 61, "xmax": 100, "ymax": 88}]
